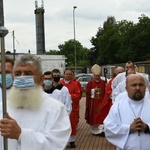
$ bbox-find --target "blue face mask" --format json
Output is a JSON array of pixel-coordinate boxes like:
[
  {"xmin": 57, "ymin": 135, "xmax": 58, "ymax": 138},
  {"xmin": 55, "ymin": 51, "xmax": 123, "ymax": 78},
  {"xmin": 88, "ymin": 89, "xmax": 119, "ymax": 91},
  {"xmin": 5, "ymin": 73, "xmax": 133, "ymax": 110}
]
[
  {"xmin": 0, "ymin": 74, "xmax": 13, "ymax": 88},
  {"xmin": 44, "ymin": 80, "xmax": 52, "ymax": 86},
  {"xmin": 13, "ymin": 76, "xmax": 35, "ymax": 89}
]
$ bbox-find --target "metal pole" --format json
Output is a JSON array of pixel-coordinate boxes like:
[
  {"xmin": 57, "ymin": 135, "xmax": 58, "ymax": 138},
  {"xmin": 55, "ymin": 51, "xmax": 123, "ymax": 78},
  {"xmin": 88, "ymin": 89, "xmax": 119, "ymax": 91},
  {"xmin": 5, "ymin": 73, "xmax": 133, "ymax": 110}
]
[
  {"xmin": 12, "ymin": 30, "xmax": 15, "ymax": 60},
  {"xmin": 73, "ymin": 6, "xmax": 77, "ymax": 74},
  {"xmin": 0, "ymin": 0, "xmax": 8, "ymax": 149}
]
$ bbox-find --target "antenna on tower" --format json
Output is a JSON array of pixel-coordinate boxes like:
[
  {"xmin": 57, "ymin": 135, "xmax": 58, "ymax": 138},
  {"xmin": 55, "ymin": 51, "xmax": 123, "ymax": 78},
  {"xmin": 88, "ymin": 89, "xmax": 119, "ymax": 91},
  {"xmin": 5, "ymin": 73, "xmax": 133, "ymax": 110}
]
[
  {"xmin": 35, "ymin": 0, "xmax": 38, "ymax": 8},
  {"xmin": 41, "ymin": 0, "xmax": 44, "ymax": 8}
]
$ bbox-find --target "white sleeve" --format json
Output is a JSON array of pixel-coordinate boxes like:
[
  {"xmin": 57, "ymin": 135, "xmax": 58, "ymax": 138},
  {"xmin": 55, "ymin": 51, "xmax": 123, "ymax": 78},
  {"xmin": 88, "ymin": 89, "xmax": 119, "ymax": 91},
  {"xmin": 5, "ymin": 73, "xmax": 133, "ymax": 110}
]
[
  {"xmin": 104, "ymin": 103, "xmax": 130, "ymax": 149},
  {"xmin": 61, "ymin": 87, "xmax": 72, "ymax": 115},
  {"xmin": 111, "ymin": 72, "xmax": 126, "ymax": 90},
  {"xmin": 112, "ymin": 85, "xmax": 121, "ymax": 103},
  {"xmin": 112, "ymin": 81, "xmax": 126, "ymax": 103}
]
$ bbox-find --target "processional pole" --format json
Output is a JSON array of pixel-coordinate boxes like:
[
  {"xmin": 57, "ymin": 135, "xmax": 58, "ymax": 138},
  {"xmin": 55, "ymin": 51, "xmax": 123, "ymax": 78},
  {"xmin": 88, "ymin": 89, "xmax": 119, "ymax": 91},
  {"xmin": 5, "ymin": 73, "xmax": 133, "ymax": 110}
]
[{"xmin": 0, "ymin": 0, "xmax": 8, "ymax": 149}]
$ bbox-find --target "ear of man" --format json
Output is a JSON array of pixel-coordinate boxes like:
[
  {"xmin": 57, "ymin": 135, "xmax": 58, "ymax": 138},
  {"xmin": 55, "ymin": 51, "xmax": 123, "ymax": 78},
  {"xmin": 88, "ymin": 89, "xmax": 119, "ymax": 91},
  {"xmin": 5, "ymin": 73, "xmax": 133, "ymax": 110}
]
[{"xmin": 39, "ymin": 74, "xmax": 44, "ymax": 85}]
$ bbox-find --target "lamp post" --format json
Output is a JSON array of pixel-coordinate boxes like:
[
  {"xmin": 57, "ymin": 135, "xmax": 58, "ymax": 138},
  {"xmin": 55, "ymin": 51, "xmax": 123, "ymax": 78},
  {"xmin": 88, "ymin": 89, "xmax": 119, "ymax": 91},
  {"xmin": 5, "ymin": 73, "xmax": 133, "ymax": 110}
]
[
  {"xmin": 12, "ymin": 30, "xmax": 16, "ymax": 60},
  {"xmin": 73, "ymin": 6, "xmax": 77, "ymax": 74}
]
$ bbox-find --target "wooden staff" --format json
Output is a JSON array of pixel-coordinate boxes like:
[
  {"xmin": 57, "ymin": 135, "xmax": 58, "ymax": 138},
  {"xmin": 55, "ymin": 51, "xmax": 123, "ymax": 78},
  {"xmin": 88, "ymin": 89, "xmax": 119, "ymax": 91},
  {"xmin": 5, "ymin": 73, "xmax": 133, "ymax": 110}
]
[{"xmin": 0, "ymin": 0, "xmax": 9, "ymax": 149}]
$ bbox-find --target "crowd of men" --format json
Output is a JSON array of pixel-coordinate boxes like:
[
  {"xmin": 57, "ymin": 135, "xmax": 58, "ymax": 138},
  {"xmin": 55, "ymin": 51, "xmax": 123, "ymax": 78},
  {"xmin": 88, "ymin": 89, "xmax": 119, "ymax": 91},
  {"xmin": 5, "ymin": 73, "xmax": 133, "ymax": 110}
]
[
  {"xmin": 104, "ymin": 61, "xmax": 150, "ymax": 150},
  {"xmin": 0, "ymin": 55, "xmax": 150, "ymax": 150},
  {"xmin": 0, "ymin": 54, "xmax": 83, "ymax": 149},
  {"xmin": 84, "ymin": 60, "xmax": 150, "ymax": 150},
  {"xmin": 0, "ymin": 55, "xmax": 71, "ymax": 150}
]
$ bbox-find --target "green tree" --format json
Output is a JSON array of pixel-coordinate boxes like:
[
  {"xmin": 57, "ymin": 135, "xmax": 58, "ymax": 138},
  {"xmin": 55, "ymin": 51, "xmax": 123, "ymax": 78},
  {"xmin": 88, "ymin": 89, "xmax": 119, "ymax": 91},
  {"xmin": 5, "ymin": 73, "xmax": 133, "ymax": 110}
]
[
  {"xmin": 116, "ymin": 15, "xmax": 150, "ymax": 62},
  {"xmin": 90, "ymin": 26, "xmax": 103, "ymax": 64},
  {"xmin": 58, "ymin": 39, "xmax": 90, "ymax": 67},
  {"xmin": 131, "ymin": 14, "xmax": 150, "ymax": 61},
  {"xmin": 114, "ymin": 20, "xmax": 135, "ymax": 62},
  {"xmin": 45, "ymin": 50, "xmax": 60, "ymax": 55},
  {"xmin": 90, "ymin": 16, "xmax": 118, "ymax": 65},
  {"xmin": 90, "ymin": 15, "xmax": 150, "ymax": 65}
]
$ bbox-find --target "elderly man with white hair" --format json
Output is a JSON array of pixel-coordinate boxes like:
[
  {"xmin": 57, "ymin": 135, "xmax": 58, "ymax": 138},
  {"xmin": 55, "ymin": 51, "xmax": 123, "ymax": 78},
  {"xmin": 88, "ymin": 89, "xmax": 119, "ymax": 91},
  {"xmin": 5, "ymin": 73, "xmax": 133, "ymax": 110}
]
[{"xmin": 0, "ymin": 54, "xmax": 71, "ymax": 150}]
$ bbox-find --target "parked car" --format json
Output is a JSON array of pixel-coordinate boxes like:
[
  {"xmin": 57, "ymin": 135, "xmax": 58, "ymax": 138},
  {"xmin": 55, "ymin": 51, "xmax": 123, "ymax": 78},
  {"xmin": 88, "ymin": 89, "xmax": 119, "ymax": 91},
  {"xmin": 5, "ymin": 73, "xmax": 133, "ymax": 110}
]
[
  {"xmin": 77, "ymin": 76, "xmax": 91, "ymax": 91},
  {"xmin": 76, "ymin": 73, "xmax": 93, "ymax": 79},
  {"xmin": 77, "ymin": 75, "xmax": 109, "ymax": 91}
]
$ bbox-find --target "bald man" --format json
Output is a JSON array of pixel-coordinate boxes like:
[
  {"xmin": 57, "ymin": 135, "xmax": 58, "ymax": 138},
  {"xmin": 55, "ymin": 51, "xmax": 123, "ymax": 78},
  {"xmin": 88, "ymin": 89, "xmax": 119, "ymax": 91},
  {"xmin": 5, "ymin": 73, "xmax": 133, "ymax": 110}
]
[
  {"xmin": 112, "ymin": 68, "xmax": 136, "ymax": 103},
  {"xmin": 114, "ymin": 66, "xmax": 124, "ymax": 76},
  {"xmin": 104, "ymin": 74, "xmax": 150, "ymax": 150},
  {"xmin": 111, "ymin": 61, "xmax": 135, "ymax": 90}
]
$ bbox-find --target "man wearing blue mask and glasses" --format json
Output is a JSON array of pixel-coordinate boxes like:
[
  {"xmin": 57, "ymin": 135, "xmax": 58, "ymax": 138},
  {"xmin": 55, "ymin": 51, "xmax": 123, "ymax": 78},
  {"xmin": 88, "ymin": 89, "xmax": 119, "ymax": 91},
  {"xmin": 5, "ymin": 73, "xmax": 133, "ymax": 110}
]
[
  {"xmin": 0, "ymin": 56, "xmax": 14, "ymax": 102},
  {"xmin": 0, "ymin": 54, "xmax": 71, "ymax": 150}
]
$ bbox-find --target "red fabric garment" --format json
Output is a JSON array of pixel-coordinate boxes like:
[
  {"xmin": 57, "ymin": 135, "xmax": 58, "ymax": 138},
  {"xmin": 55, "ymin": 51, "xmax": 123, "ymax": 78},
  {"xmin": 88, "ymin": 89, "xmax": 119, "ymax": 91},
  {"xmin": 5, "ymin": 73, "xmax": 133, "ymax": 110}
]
[
  {"xmin": 73, "ymin": 79, "xmax": 82, "ymax": 99},
  {"xmin": 85, "ymin": 79, "xmax": 105, "ymax": 125},
  {"xmin": 100, "ymin": 77, "xmax": 114, "ymax": 121},
  {"xmin": 60, "ymin": 79, "xmax": 81, "ymax": 136}
]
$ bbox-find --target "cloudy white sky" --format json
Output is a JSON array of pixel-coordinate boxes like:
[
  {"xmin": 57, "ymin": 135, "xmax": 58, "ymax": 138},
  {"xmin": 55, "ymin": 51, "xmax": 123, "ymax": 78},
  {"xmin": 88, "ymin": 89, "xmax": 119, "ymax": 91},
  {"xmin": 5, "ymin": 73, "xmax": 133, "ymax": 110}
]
[{"xmin": 3, "ymin": 0, "xmax": 150, "ymax": 54}]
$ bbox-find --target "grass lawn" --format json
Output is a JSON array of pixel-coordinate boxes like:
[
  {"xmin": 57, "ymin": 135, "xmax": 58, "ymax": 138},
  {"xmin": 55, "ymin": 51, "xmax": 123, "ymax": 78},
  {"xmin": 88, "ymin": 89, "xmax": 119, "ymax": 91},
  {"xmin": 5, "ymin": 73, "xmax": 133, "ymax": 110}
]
[{"xmin": 82, "ymin": 91, "xmax": 86, "ymax": 97}]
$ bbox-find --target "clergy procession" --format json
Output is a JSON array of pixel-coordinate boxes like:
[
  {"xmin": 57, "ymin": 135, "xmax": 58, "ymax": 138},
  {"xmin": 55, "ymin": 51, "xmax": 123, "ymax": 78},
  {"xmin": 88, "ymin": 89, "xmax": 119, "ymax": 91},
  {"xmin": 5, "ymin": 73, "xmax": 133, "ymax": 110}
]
[
  {"xmin": 0, "ymin": 55, "xmax": 150, "ymax": 150},
  {"xmin": 104, "ymin": 74, "xmax": 150, "ymax": 150},
  {"xmin": 0, "ymin": 55, "xmax": 71, "ymax": 150},
  {"xmin": 104, "ymin": 61, "xmax": 150, "ymax": 150}
]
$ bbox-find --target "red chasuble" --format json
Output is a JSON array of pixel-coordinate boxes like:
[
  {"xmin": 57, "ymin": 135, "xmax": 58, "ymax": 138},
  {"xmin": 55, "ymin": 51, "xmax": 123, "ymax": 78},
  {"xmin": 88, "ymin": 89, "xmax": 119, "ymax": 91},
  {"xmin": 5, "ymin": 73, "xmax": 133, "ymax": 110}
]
[
  {"xmin": 60, "ymin": 79, "xmax": 81, "ymax": 136},
  {"xmin": 73, "ymin": 79, "xmax": 82, "ymax": 99},
  {"xmin": 85, "ymin": 79, "xmax": 105, "ymax": 125},
  {"xmin": 100, "ymin": 77, "xmax": 114, "ymax": 121}
]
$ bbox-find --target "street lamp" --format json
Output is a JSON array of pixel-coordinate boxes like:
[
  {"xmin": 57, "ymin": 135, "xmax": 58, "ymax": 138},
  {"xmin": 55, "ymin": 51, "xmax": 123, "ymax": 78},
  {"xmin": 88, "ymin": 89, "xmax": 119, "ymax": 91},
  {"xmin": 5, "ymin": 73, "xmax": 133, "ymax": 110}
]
[
  {"xmin": 73, "ymin": 6, "xmax": 77, "ymax": 74},
  {"xmin": 12, "ymin": 30, "xmax": 16, "ymax": 60}
]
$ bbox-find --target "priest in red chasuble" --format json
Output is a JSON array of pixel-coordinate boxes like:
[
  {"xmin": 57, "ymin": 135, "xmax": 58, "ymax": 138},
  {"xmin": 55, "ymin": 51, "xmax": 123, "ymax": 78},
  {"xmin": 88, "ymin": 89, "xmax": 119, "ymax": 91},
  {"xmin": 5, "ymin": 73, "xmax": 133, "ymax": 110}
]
[{"xmin": 85, "ymin": 64, "xmax": 106, "ymax": 136}]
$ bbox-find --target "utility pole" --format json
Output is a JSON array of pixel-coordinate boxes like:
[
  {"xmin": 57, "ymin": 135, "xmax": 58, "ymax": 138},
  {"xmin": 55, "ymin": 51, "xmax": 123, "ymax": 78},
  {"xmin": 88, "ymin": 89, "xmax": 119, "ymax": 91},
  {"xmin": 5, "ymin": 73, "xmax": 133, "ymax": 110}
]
[{"xmin": 73, "ymin": 6, "xmax": 77, "ymax": 74}]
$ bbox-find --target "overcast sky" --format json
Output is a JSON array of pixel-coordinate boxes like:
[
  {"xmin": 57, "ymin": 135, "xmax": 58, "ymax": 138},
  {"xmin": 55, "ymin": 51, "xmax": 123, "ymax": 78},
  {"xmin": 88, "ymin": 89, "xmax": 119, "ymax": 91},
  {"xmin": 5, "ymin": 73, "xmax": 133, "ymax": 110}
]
[{"xmin": 3, "ymin": 0, "xmax": 150, "ymax": 54}]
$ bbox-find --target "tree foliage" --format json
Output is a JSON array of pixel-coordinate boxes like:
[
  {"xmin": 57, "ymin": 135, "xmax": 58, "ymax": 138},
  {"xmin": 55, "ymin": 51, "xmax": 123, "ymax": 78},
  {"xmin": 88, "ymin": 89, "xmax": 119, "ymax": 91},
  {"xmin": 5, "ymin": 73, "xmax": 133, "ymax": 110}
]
[
  {"xmin": 46, "ymin": 14, "xmax": 150, "ymax": 67},
  {"xmin": 58, "ymin": 39, "xmax": 90, "ymax": 67},
  {"xmin": 90, "ymin": 15, "xmax": 150, "ymax": 65},
  {"xmin": 46, "ymin": 50, "xmax": 60, "ymax": 55}
]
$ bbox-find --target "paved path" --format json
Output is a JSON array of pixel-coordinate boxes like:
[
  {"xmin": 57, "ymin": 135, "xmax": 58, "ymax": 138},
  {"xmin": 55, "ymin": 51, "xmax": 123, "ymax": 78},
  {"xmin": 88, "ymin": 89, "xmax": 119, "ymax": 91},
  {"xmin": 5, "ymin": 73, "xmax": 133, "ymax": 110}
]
[{"xmin": 66, "ymin": 97, "xmax": 116, "ymax": 150}]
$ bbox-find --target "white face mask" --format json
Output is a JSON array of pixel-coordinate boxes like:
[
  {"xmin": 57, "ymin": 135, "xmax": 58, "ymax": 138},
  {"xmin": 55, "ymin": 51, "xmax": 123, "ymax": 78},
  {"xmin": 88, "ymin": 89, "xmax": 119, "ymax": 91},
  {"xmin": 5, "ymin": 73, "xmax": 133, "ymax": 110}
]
[{"xmin": 13, "ymin": 76, "xmax": 35, "ymax": 89}]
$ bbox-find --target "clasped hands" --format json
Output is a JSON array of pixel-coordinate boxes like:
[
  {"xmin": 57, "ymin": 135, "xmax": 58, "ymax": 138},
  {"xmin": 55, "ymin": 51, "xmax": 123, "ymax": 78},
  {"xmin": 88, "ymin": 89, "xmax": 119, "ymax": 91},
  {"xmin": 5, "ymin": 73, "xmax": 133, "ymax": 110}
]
[{"xmin": 130, "ymin": 117, "xmax": 149, "ymax": 134}]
